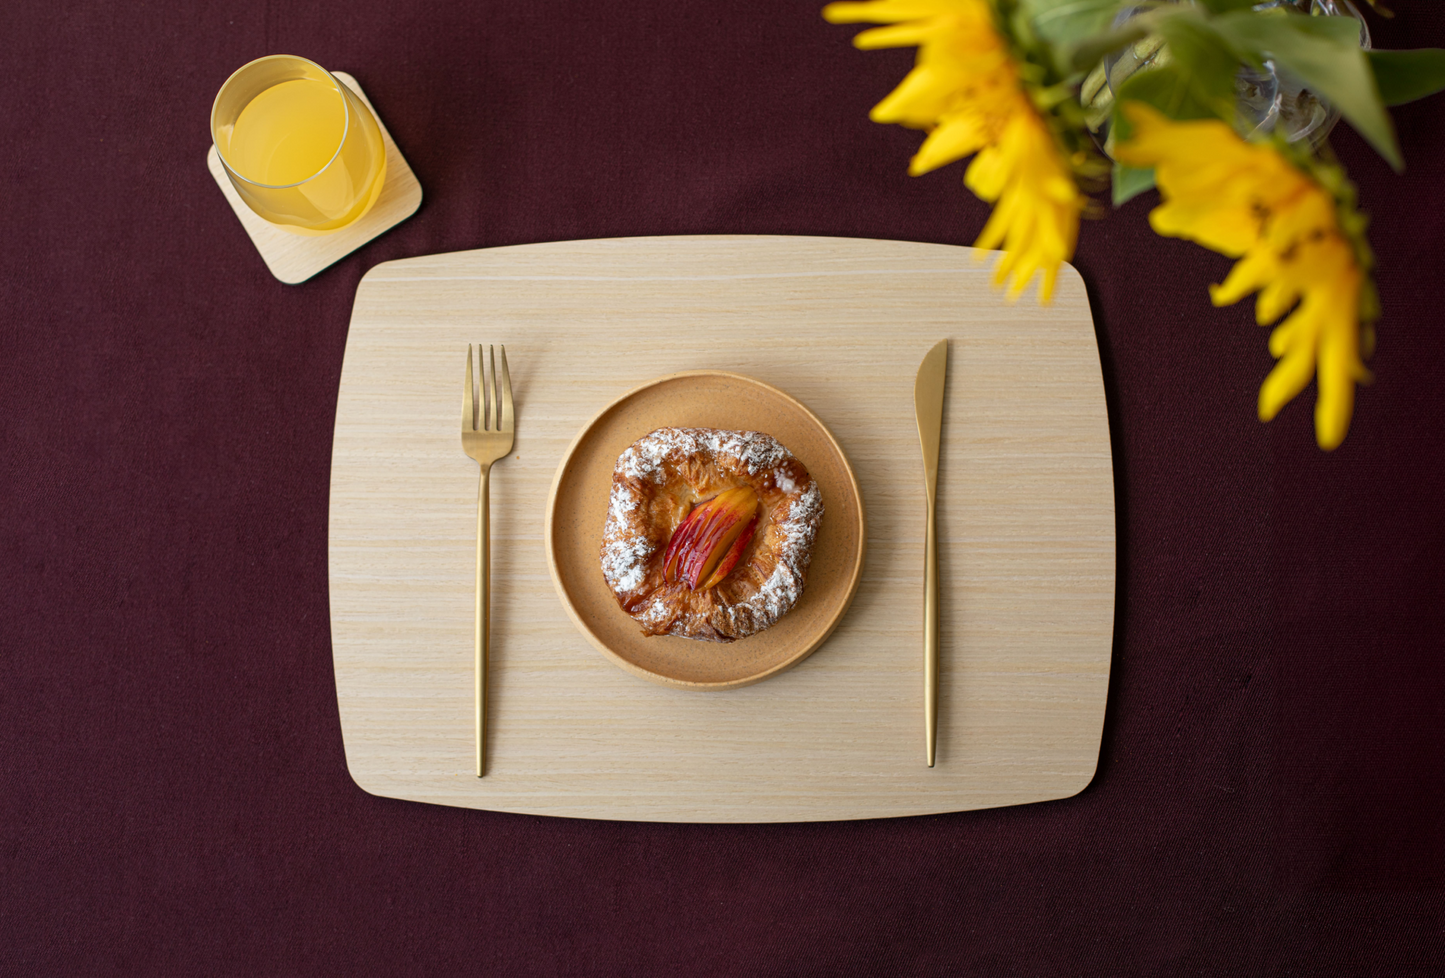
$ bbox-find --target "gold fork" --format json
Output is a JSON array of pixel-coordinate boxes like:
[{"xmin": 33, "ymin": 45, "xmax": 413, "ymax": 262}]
[{"xmin": 462, "ymin": 344, "xmax": 514, "ymax": 777}]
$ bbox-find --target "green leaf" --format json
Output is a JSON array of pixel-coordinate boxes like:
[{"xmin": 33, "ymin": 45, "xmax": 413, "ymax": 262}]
[
  {"xmin": 1019, "ymin": 0, "xmax": 1126, "ymax": 46},
  {"xmin": 1213, "ymin": 11, "xmax": 1402, "ymax": 170},
  {"xmin": 1268, "ymin": 12, "xmax": 1366, "ymax": 46},
  {"xmin": 1099, "ymin": 7, "xmax": 1239, "ymax": 176},
  {"xmin": 1113, "ymin": 61, "xmax": 1226, "ymax": 128},
  {"xmin": 1367, "ymin": 49, "xmax": 1445, "ymax": 106},
  {"xmin": 1194, "ymin": 0, "xmax": 1258, "ymax": 11},
  {"xmin": 1112, "ymin": 162, "xmax": 1157, "ymax": 206},
  {"xmin": 1067, "ymin": 23, "xmax": 1150, "ymax": 73},
  {"xmin": 1151, "ymin": 15, "xmax": 1243, "ymax": 119}
]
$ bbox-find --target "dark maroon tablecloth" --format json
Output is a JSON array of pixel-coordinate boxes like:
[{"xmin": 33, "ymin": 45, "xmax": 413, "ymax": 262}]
[{"xmin": 4, "ymin": 1, "xmax": 1444, "ymax": 973}]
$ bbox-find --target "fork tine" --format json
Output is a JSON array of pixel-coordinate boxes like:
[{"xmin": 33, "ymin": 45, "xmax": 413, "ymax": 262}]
[
  {"xmin": 485, "ymin": 345, "xmax": 497, "ymax": 433},
  {"xmin": 463, "ymin": 344, "xmax": 475, "ymax": 431},
  {"xmin": 498, "ymin": 345, "xmax": 514, "ymax": 433}
]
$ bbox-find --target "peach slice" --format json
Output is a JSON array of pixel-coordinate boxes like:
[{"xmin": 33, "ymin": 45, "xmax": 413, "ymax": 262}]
[
  {"xmin": 660, "ymin": 498, "xmax": 707, "ymax": 582},
  {"xmin": 700, "ymin": 515, "xmax": 758, "ymax": 590},
  {"xmin": 662, "ymin": 486, "xmax": 759, "ymax": 590}
]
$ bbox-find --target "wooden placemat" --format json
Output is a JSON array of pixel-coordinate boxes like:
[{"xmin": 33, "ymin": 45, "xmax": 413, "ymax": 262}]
[
  {"xmin": 207, "ymin": 72, "xmax": 422, "ymax": 284},
  {"xmin": 329, "ymin": 234, "xmax": 1115, "ymax": 822}
]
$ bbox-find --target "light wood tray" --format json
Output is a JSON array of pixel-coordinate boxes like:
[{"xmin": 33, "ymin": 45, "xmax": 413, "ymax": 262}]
[{"xmin": 329, "ymin": 235, "xmax": 1115, "ymax": 822}]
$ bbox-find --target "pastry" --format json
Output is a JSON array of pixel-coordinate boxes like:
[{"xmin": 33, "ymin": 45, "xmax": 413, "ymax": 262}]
[{"xmin": 600, "ymin": 427, "xmax": 824, "ymax": 642}]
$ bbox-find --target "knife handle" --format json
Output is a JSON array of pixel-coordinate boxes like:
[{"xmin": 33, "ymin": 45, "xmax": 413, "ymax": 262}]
[{"xmin": 924, "ymin": 498, "xmax": 938, "ymax": 767}]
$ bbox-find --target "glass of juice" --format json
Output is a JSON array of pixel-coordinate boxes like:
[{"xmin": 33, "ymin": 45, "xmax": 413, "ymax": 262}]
[{"xmin": 211, "ymin": 55, "xmax": 388, "ymax": 234}]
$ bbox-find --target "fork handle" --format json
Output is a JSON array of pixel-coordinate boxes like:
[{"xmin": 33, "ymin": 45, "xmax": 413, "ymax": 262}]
[{"xmin": 475, "ymin": 463, "xmax": 491, "ymax": 778}]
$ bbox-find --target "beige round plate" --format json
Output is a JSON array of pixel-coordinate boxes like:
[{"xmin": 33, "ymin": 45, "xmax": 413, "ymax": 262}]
[{"xmin": 545, "ymin": 371, "xmax": 867, "ymax": 690}]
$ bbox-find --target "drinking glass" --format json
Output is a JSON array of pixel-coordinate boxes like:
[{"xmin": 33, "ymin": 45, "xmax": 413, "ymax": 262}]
[
  {"xmin": 211, "ymin": 55, "xmax": 388, "ymax": 235},
  {"xmin": 1085, "ymin": 0, "xmax": 1370, "ymax": 155}
]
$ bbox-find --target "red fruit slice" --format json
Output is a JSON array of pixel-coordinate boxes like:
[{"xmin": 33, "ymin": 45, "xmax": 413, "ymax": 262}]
[
  {"xmin": 701, "ymin": 515, "xmax": 758, "ymax": 590},
  {"xmin": 659, "ymin": 486, "xmax": 759, "ymax": 590},
  {"xmin": 661, "ymin": 499, "xmax": 705, "ymax": 582}
]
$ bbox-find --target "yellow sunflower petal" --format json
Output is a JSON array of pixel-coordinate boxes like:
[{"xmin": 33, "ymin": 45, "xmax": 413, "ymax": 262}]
[
  {"xmin": 823, "ymin": 0, "xmax": 954, "ymax": 26},
  {"xmin": 963, "ymin": 142, "xmax": 1009, "ymax": 203},
  {"xmin": 1253, "ymin": 274, "xmax": 1302, "ymax": 325},
  {"xmin": 1150, "ymin": 201, "xmax": 1258, "ymax": 257},
  {"xmin": 832, "ymin": 0, "xmax": 1081, "ymax": 305},
  {"xmin": 1037, "ymin": 262, "xmax": 1060, "ymax": 304},
  {"xmin": 871, "ymin": 64, "xmax": 957, "ymax": 126},
  {"xmin": 853, "ymin": 21, "xmax": 941, "ymax": 50},
  {"xmin": 1313, "ymin": 274, "xmax": 1369, "ymax": 450},
  {"xmin": 1314, "ymin": 342, "xmax": 1357, "ymax": 451},
  {"xmin": 973, "ymin": 180, "xmax": 1018, "ymax": 249},
  {"xmin": 1208, "ymin": 251, "xmax": 1269, "ymax": 309},
  {"xmin": 912, "ymin": 114, "xmax": 989, "ymax": 175},
  {"xmin": 1259, "ymin": 326, "xmax": 1318, "ymax": 423},
  {"xmin": 1114, "ymin": 99, "xmax": 1376, "ymax": 447}
]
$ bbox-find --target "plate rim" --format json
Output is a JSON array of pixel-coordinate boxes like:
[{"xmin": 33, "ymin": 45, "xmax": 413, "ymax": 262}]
[{"xmin": 543, "ymin": 369, "xmax": 868, "ymax": 691}]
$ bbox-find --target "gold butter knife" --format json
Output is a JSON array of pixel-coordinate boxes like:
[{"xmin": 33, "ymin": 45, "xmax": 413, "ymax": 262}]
[{"xmin": 913, "ymin": 339, "xmax": 948, "ymax": 767}]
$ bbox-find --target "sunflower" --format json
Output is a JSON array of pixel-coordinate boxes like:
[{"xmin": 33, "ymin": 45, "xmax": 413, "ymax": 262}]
[
  {"xmin": 1113, "ymin": 103, "xmax": 1374, "ymax": 450},
  {"xmin": 823, "ymin": 0, "xmax": 1084, "ymax": 302}
]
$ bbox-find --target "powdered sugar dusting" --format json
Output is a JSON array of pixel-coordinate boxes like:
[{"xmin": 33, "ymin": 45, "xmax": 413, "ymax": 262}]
[
  {"xmin": 616, "ymin": 427, "xmax": 791, "ymax": 484},
  {"xmin": 726, "ymin": 478, "xmax": 823, "ymax": 632},
  {"xmin": 600, "ymin": 483, "xmax": 652, "ymax": 591}
]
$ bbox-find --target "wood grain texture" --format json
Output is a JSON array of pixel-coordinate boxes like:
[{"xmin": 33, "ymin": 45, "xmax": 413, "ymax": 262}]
[
  {"xmin": 206, "ymin": 73, "xmax": 422, "ymax": 284},
  {"xmin": 329, "ymin": 235, "xmax": 1115, "ymax": 822}
]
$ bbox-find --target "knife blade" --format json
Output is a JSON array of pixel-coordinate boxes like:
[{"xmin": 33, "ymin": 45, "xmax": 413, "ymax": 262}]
[{"xmin": 913, "ymin": 339, "xmax": 948, "ymax": 767}]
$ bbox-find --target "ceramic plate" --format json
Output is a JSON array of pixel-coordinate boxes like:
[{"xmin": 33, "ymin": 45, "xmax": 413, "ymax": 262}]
[{"xmin": 544, "ymin": 371, "xmax": 866, "ymax": 690}]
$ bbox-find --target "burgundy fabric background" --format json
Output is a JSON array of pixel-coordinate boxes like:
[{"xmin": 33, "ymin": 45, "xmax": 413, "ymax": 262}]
[{"xmin": 3, "ymin": 0, "xmax": 1443, "ymax": 973}]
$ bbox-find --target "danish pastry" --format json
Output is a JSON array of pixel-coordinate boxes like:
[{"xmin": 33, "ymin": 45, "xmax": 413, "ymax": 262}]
[{"xmin": 600, "ymin": 427, "xmax": 824, "ymax": 642}]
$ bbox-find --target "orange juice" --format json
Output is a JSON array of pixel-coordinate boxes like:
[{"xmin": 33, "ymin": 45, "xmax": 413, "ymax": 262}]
[
  {"xmin": 229, "ymin": 78, "xmax": 348, "ymax": 186},
  {"xmin": 212, "ymin": 57, "xmax": 387, "ymax": 233}
]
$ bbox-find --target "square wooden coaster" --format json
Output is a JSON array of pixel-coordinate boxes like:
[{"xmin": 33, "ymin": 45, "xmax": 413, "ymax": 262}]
[{"xmin": 207, "ymin": 72, "xmax": 423, "ymax": 284}]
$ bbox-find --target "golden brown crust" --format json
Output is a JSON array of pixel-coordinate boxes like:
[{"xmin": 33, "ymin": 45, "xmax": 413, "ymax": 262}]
[{"xmin": 600, "ymin": 428, "xmax": 823, "ymax": 642}]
